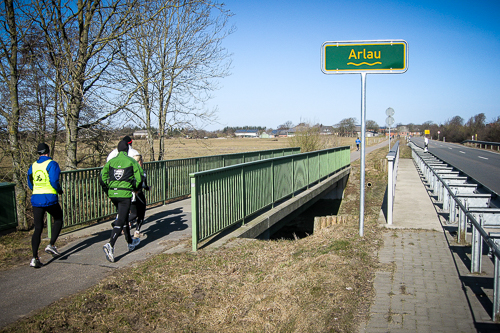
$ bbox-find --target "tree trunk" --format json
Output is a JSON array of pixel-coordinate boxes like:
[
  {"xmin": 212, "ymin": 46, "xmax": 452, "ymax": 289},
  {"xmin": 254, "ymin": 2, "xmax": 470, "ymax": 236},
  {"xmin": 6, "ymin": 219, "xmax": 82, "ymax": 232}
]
[
  {"xmin": 65, "ymin": 97, "xmax": 81, "ymax": 170},
  {"xmin": 4, "ymin": 0, "xmax": 29, "ymax": 230}
]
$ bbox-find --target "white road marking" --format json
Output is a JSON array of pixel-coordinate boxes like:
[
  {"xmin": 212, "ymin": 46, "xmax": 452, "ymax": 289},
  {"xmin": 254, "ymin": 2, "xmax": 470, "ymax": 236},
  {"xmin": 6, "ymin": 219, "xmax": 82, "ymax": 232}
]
[
  {"xmin": 478, "ymin": 156, "xmax": 488, "ymax": 160},
  {"xmin": 459, "ymin": 151, "xmax": 465, "ymax": 154}
]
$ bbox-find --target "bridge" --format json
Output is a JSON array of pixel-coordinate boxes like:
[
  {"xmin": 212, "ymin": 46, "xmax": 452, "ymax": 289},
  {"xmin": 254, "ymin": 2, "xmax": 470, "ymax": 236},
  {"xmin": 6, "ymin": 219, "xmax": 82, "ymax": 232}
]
[
  {"xmin": 47, "ymin": 140, "xmax": 392, "ymax": 251},
  {"xmin": 42, "ymin": 144, "xmax": 361, "ymax": 251}
]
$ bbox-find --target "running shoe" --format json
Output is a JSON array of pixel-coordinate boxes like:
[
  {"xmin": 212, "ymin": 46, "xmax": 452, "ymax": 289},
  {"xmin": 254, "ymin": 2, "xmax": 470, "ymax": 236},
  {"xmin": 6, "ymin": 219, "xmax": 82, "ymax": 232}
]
[
  {"xmin": 128, "ymin": 237, "xmax": 140, "ymax": 251},
  {"xmin": 45, "ymin": 244, "xmax": 60, "ymax": 257},
  {"xmin": 103, "ymin": 243, "xmax": 114, "ymax": 262},
  {"xmin": 30, "ymin": 257, "xmax": 43, "ymax": 268}
]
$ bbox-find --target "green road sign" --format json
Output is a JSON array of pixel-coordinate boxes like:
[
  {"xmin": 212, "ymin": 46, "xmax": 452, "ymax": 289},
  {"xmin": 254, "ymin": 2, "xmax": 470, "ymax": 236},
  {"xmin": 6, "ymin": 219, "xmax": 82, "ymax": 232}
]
[{"xmin": 321, "ymin": 40, "xmax": 408, "ymax": 74}]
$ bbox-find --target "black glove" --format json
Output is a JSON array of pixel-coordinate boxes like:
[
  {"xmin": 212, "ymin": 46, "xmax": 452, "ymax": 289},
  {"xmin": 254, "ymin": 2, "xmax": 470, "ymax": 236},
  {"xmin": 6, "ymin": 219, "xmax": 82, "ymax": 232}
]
[{"xmin": 57, "ymin": 189, "xmax": 64, "ymax": 195}]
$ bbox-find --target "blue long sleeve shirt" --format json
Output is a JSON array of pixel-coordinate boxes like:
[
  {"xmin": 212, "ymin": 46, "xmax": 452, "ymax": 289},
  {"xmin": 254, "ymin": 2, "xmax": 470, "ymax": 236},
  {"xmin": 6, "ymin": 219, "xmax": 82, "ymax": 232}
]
[{"xmin": 27, "ymin": 156, "xmax": 62, "ymax": 207}]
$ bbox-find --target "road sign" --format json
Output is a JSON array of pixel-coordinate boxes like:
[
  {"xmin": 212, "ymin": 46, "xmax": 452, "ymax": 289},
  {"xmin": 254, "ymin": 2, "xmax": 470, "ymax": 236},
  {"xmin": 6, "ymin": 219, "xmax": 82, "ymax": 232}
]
[
  {"xmin": 321, "ymin": 40, "xmax": 408, "ymax": 74},
  {"xmin": 425, "ymin": 130, "xmax": 430, "ymax": 135},
  {"xmin": 321, "ymin": 39, "xmax": 408, "ymax": 238},
  {"xmin": 386, "ymin": 116, "xmax": 394, "ymax": 127},
  {"xmin": 386, "ymin": 107, "xmax": 395, "ymax": 117}
]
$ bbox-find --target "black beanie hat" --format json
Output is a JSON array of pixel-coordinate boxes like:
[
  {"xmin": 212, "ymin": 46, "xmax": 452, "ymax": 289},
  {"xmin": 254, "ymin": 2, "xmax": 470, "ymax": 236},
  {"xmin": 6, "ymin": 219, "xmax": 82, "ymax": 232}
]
[
  {"xmin": 123, "ymin": 135, "xmax": 132, "ymax": 145},
  {"xmin": 37, "ymin": 143, "xmax": 50, "ymax": 155},
  {"xmin": 117, "ymin": 140, "xmax": 129, "ymax": 153}
]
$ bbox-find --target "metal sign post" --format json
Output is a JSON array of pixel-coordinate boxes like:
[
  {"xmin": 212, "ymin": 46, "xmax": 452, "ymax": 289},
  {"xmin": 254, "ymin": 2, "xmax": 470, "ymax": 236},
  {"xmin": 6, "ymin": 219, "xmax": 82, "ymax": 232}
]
[{"xmin": 321, "ymin": 40, "xmax": 408, "ymax": 237}]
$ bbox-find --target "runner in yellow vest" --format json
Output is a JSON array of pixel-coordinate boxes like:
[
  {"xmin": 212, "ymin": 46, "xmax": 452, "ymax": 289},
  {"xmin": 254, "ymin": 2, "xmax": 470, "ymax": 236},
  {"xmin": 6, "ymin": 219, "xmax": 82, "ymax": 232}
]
[{"xmin": 27, "ymin": 143, "xmax": 64, "ymax": 268}]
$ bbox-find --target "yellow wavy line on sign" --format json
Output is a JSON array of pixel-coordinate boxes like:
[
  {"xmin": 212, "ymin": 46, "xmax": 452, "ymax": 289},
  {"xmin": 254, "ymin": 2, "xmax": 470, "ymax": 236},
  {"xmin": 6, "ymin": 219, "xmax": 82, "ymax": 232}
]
[{"xmin": 347, "ymin": 62, "xmax": 382, "ymax": 66}]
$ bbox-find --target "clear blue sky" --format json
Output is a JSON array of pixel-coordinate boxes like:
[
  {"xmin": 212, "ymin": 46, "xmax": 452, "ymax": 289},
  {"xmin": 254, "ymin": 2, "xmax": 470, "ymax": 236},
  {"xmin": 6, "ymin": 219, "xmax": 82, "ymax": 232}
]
[{"xmin": 204, "ymin": 0, "xmax": 500, "ymax": 131}]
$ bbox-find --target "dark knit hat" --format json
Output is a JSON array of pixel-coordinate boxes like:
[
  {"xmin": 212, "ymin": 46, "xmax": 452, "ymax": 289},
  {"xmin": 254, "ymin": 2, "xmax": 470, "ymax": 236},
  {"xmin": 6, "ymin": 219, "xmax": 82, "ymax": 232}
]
[
  {"xmin": 123, "ymin": 135, "xmax": 133, "ymax": 145},
  {"xmin": 37, "ymin": 143, "xmax": 50, "ymax": 155},
  {"xmin": 117, "ymin": 140, "xmax": 129, "ymax": 153}
]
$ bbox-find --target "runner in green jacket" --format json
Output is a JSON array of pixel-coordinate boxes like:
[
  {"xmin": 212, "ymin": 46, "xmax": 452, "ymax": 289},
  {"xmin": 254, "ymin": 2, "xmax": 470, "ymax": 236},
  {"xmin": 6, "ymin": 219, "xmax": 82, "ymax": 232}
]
[{"xmin": 100, "ymin": 140, "xmax": 143, "ymax": 262}]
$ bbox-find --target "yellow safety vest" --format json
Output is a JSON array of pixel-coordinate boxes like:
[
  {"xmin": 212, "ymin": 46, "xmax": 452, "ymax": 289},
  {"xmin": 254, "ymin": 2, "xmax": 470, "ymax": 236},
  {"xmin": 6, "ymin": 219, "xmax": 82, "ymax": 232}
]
[{"xmin": 32, "ymin": 160, "xmax": 57, "ymax": 194}]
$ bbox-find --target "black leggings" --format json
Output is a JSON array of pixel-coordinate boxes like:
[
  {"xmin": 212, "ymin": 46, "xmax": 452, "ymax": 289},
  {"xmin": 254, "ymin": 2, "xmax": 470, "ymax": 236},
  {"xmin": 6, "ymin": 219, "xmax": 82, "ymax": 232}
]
[
  {"xmin": 128, "ymin": 191, "xmax": 146, "ymax": 231},
  {"xmin": 32, "ymin": 204, "xmax": 63, "ymax": 258},
  {"xmin": 109, "ymin": 197, "xmax": 133, "ymax": 247}
]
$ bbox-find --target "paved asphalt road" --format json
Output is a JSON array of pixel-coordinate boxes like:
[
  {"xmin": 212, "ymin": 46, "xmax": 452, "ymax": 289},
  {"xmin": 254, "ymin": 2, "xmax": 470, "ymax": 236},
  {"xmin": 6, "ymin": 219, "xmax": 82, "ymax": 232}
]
[{"xmin": 411, "ymin": 137, "xmax": 500, "ymax": 196}]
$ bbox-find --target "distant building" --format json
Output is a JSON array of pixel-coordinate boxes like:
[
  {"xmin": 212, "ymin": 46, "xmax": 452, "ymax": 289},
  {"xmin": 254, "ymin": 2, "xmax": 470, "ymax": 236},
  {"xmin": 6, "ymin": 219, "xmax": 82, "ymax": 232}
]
[
  {"xmin": 320, "ymin": 126, "xmax": 334, "ymax": 135},
  {"xmin": 133, "ymin": 130, "xmax": 148, "ymax": 138},
  {"xmin": 235, "ymin": 129, "xmax": 259, "ymax": 138},
  {"xmin": 271, "ymin": 129, "xmax": 288, "ymax": 137}
]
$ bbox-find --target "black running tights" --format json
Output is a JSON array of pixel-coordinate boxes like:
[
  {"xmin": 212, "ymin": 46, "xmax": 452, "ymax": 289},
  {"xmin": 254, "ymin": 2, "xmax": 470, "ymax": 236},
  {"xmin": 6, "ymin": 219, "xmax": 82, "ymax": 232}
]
[
  {"xmin": 32, "ymin": 204, "xmax": 63, "ymax": 258},
  {"xmin": 109, "ymin": 197, "xmax": 133, "ymax": 247}
]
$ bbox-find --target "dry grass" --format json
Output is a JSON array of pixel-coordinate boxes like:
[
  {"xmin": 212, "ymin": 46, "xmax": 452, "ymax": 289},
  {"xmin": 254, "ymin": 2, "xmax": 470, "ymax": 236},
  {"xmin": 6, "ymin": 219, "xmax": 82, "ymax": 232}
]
[
  {"xmin": 1, "ymin": 137, "xmax": 398, "ymax": 333},
  {"xmin": 122, "ymin": 136, "xmax": 386, "ymax": 162}
]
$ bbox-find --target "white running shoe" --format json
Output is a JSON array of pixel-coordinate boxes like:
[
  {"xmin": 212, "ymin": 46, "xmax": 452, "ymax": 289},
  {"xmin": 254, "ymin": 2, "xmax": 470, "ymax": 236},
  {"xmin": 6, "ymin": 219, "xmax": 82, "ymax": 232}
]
[
  {"xmin": 30, "ymin": 257, "xmax": 43, "ymax": 268},
  {"xmin": 45, "ymin": 244, "xmax": 60, "ymax": 257},
  {"xmin": 103, "ymin": 243, "xmax": 114, "ymax": 262}
]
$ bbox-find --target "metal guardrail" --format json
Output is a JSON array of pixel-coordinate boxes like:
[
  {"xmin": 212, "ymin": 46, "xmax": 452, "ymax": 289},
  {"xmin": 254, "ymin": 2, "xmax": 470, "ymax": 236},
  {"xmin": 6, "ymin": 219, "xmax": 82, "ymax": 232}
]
[
  {"xmin": 386, "ymin": 141, "xmax": 400, "ymax": 225},
  {"xmin": 51, "ymin": 147, "xmax": 301, "ymax": 231},
  {"xmin": 410, "ymin": 143, "xmax": 500, "ymax": 321},
  {"xmin": 190, "ymin": 146, "xmax": 351, "ymax": 251},
  {"xmin": 461, "ymin": 140, "xmax": 500, "ymax": 151}
]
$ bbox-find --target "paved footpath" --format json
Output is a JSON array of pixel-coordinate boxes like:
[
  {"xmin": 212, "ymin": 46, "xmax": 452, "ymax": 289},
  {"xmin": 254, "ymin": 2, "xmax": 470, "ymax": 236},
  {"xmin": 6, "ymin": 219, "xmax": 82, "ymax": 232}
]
[
  {"xmin": 0, "ymin": 199, "xmax": 193, "ymax": 328},
  {"xmin": 359, "ymin": 157, "xmax": 500, "ymax": 333}
]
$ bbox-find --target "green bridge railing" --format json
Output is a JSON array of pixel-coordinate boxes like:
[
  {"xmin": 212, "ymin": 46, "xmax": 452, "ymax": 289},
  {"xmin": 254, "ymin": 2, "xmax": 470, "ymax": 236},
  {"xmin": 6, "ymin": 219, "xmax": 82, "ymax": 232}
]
[
  {"xmin": 54, "ymin": 147, "xmax": 301, "ymax": 231},
  {"xmin": 190, "ymin": 146, "xmax": 351, "ymax": 251}
]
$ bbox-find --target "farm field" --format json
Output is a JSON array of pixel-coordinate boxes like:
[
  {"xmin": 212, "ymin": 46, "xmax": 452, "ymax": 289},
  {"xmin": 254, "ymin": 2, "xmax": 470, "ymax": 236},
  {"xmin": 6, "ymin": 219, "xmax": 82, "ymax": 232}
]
[{"xmin": 122, "ymin": 135, "xmax": 387, "ymax": 162}]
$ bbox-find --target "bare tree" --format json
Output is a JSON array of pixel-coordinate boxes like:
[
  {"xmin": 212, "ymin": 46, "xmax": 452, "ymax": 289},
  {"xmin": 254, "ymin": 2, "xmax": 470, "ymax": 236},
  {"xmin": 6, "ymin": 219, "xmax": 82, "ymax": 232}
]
[
  {"xmin": 116, "ymin": 0, "xmax": 233, "ymax": 161},
  {"xmin": 278, "ymin": 121, "xmax": 293, "ymax": 130},
  {"xmin": 0, "ymin": 0, "xmax": 35, "ymax": 230},
  {"xmin": 337, "ymin": 117, "xmax": 356, "ymax": 137},
  {"xmin": 366, "ymin": 119, "xmax": 379, "ymax": 132},
  {"xmin": 288, "ymin": 123, "xmax": 324, "ymax": 153},
  {"xmin": 465, "ymin": 113, "xmax": 486, "ymax": 140},
  {"xmin": 30, "ymin": 0, "xmax": 166, "ymax": 169}
]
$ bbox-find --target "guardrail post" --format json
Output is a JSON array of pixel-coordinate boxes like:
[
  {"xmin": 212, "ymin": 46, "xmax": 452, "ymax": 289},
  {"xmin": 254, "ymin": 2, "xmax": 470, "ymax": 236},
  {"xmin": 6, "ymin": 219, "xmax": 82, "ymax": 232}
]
[
  {"xmin": 292, "ymin": 155, "xmax": 295, "ymax": 197},
  {"xmin": 494, "ymin": 255, "xmax": 500, "ymax": 322},
  {"xmin": 450, "ymin": 190, "xmax": 458, "ymax": 222},
  {"xmin": 163, "ymin": 161, "xmax": 167, "ymax": 204},
  {"xmin": 471, "ymin": 214, "xmax": 483, "ymax": 273},
  {"xmin": 190, "ymin": 174, "xmax": 198, "ymax": 252},
  {"xmin": 241, "ymin": 167, "xmax": 246, "ymax": 224},
  {"xmin": 271, "ymin": 160, "xmax": 275, "ymax": 208},
  {"xmin": 458, "ymin": 199, "xmax": 468, "ymax": 244}
]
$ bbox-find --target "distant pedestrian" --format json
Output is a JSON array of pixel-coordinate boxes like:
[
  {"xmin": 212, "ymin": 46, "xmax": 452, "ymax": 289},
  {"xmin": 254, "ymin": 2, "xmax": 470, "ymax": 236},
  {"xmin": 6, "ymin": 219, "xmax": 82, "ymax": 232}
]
[
  {"xmin": 106, "ymin": 135, "xmax": 140, "ymax": 162},
  {"xmin": 128, "ymin": 155, "xmax": 150, "ymax": 238},
  {"xmin": 100, "ymin": 140, "xmax": 143, "ymax": 262},
  {"xmin": 355, "ymin": 137, "xmax": 361, "ymax": 151},
  {"xmin": 27, "ymin": 143, "xmax": 64, "ymax": 268}
]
